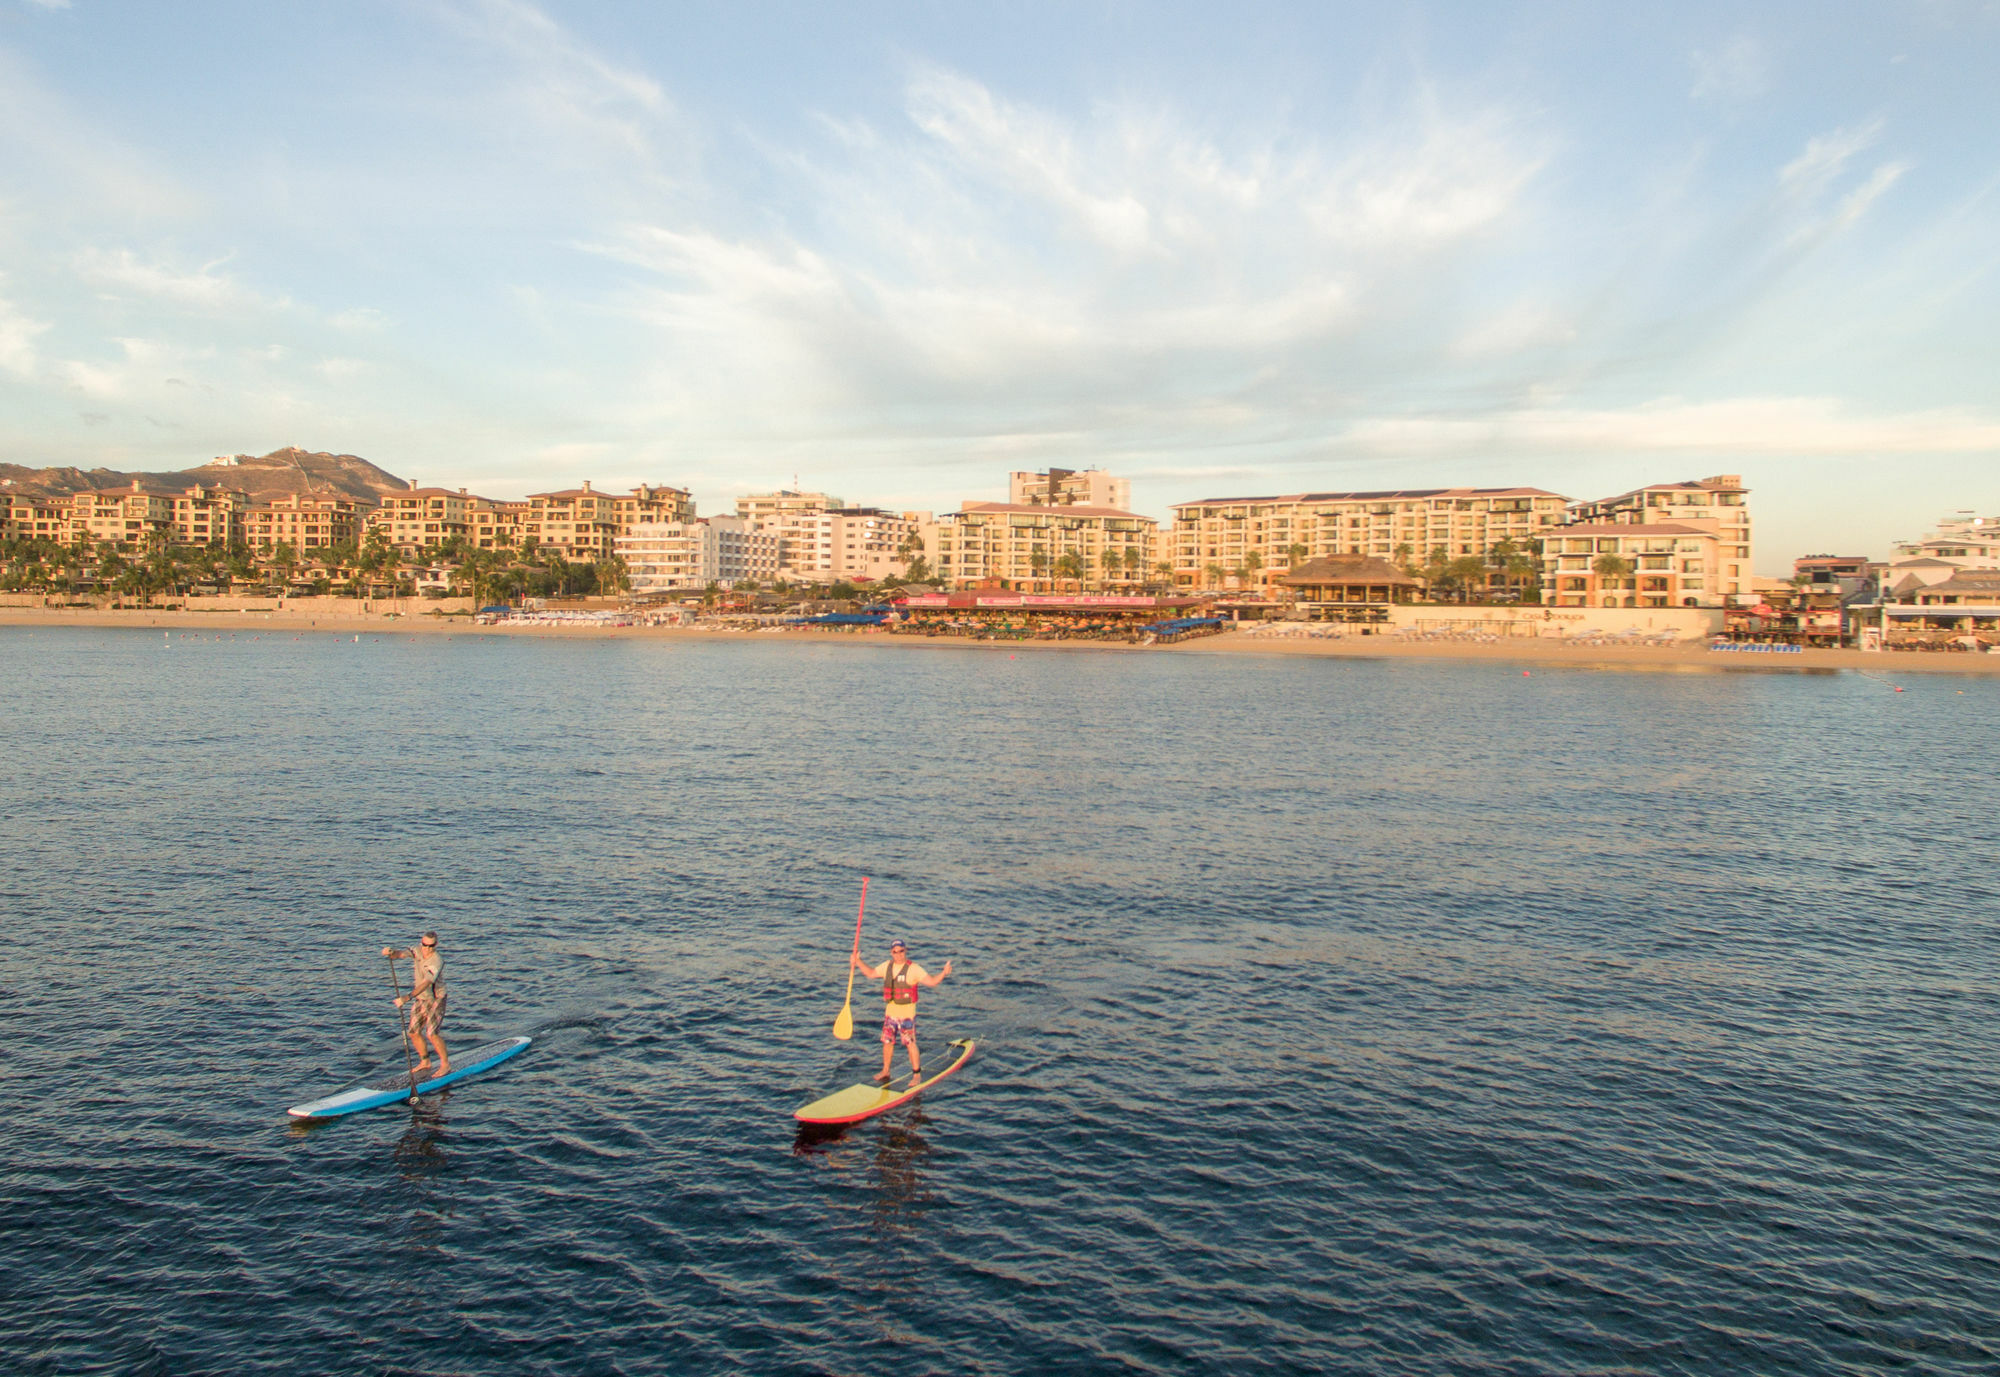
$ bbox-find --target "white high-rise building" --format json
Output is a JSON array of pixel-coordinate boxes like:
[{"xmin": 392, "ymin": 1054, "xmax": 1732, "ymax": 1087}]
[
  {"xmin": 617, "ymin": 516, "xmax": 779, "ymax": 593},
  {"xmin": 1008, "ymin": 468, "xmax": 1131, "ymax": 511}
]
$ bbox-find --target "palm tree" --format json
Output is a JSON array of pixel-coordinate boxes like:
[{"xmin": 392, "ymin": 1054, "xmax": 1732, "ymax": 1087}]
[
  {"xmin": 272, "ymin": 541, "xmax": 300, "ymax": 591},
  {"xmin": 1155, "ymin": 560, "xmax": 1177, "ymax": 591},
  {"xmin": 1592, "ymin": 553, "xmax": 1634, "ymax": 605},
  {"xmin": 1393, "ymin": 542, "xmax": 1417, "ymax": 577},
  {"xmin": 1054, "ymin": 550, "xmax": 1085, "ymax": 590},
  {"xmin": 1286, "ymin": 542, "xmax": 1309, "ymax": 570},
  {"xmin": 1204, "ymin": 561, "xmax": 1225, "ymax": 590},
  {"xmin": 1445, "ymin": 555, "xmax": 1488, "ymax": 604},
  {"xmin": 1243, "ymin": 549, "xmax": 1264, "ymax": 593},
  {"xmin": 1501, "ymin": 539, "xmax": 1542, "ymax": 600},
  {"xmin": 1029, "ymin": 549, "xmax": 1049, "ymax": 590}
]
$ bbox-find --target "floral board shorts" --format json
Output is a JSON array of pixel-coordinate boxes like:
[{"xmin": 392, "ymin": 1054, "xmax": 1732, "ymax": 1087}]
[
  {"xmin": 409, "ymin": 992, "xmax": 446, "ymax": 1038},
  {"xmin": 881, "ymin": 1014, "xmax": 917, "ymax": 1048}
]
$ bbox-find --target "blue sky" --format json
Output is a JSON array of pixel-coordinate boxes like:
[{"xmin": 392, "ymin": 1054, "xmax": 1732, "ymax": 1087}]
[{"xmin": 2, "ymin": 1, "xmax": 1996, "ymax": 567}]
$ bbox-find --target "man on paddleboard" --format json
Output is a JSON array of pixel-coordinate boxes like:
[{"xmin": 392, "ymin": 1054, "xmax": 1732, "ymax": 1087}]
[
  {"xmin": 382, "ymin": 932, "xmax": 449, "ymax": 1075},
  {"xmin": 853, "ymin": 939, "xmax": 952, "ymax": 1084}
]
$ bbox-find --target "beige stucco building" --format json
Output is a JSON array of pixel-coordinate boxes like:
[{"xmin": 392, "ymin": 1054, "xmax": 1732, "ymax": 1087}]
[
  {"xmin": 1008, "ymin": 468, "xmax": 1132, "ymax": 511},
  {"xmin": 1541, "ymin": 523, "xmax": 1728, "ymax": 609},
  {"xmin": 1169, "ymin": 487, "xmax": 1567, "ymax": 591},
  {"xmin": 929, "ymin": 502, "xmax": 1158, "ymax": 590},
  {"xmin": 247, "ymin": 493, "xmax": 372, "ymax": 552},
  {"xmin": 1556, "ymin": 475, "xmax": 1752, "ymax": 606}
]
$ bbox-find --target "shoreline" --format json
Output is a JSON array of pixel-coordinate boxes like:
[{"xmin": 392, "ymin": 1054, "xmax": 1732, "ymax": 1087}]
[{"xmin": 5, "ymin": 604, "xmax": 1997, "ymax": 674}]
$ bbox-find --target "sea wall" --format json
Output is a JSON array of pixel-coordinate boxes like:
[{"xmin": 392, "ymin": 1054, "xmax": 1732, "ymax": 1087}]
[{"xmin": 1385, "ymin": 604, "xmax": 1723, "ymax": 639}]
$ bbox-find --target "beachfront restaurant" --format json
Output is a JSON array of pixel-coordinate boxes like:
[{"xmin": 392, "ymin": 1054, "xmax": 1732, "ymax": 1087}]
[
  {"xmin": 893, "ymin": 592, "xmax": 1200, "ymax": 640},
  {"xmin": 1277, "ymin": 555, "xmax": 1421, "ymax": 623},
  {"xmin": 1865, "ymin": 572, "xmax": 2000, "ymax": 650}
]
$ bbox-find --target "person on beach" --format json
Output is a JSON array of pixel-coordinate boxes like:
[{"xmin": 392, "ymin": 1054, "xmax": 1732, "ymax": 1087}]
[
  {"xmin": 853, "ymin": 939, "xmax": 952, "ymax": 1084},
  {"xmin": 382, "ymin": 932, "xmax": 448, "ymax": 1075}
]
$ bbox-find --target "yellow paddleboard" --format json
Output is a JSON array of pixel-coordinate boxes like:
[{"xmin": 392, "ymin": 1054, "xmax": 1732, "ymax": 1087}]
[{"xmin": 794, "ymin": 1039, "xmax": 975, "ymax": 1124}]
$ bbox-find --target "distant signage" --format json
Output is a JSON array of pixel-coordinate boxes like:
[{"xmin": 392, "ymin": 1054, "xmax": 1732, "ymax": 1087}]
[{"xmin": 898, "ymin": 594, "xmax": 1159, "ymax": 609}]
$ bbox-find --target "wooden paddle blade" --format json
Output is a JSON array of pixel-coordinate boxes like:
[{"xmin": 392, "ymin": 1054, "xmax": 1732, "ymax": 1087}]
[{"xmin": 832, "ymin": 1004, "xmax": 853, "ymax": 1040}]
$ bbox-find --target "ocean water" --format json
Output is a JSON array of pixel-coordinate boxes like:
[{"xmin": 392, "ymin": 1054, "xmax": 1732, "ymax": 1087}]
[{"xmin": 2, "ymin": 626, "xmax": 1998, "ymax": 1375}]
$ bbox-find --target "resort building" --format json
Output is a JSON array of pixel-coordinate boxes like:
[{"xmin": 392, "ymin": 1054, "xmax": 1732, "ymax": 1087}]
[
  {"xmin": 2, "ymin": 492, "xmax": 72, "ymax": 542},
  {"xmin": 246, "ymin": 493, "xmax": 372, "ymax": 552},
  {"xmin": 524, "ymin": 482, "xmax": 621, "ymax": 562},
  {"xmin": 1542, "ymin": 523, "xmax": 1727, "ymax": 609},
  {"xmin": 1008, "ymin": 468, "xmax": 1132, "ymax": 511},
  {"xmin": 735, "ymin": 491, "xmax": 923, "ymax": 583},
  {"xmin": 471, "ymin": 500, "xmax": 531, "ymax": 553},
  {"xmin": 612, "ymin": 484, "xmax": 696, "ymax": 530},
  {"xmin": 616, "ymin": 517, "xmax": 779, "ymax": 594},
  {"xmin": 369, "ymin": 488, "xmax": 482, "ymax": 554},
  {"xmin": 1891, "ymin": 512, "xmax": 2000, "ymax": 570},
  {"xmin": 736, "ymin": 490, "xmax": 842, "ymax": 580},
  {"xmin": 1559, "ymin": 475, "xmax": 1752, "ymax": 605},
  {"xmin": 929, "ymin": 503, "xmax": 1159, "ymax": 591},
  {"xmin": 170, "ymin": 484, "xmax": 252, "ymax": 548},
  {"xmin": 1169, "ymin": 487, "xmax": 1567, "ymax": 592},
  {"xmin": 66, "ymin": 485, "xmax": 175, "ymax": 548}
]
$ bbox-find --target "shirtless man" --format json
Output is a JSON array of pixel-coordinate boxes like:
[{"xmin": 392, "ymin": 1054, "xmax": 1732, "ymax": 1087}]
[
  {"xmin": 853, "ymin": 938, "xmax": 952, "ymax": 1084},
  {"xmin": 382, "ymin": 932, "xmax": 448, "ymax": 1075}
]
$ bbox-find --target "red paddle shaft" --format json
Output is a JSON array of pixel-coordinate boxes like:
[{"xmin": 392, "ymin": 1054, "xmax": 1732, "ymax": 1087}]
[{"xmin": 851, "ymin": 877, "xmax": 868, "ymax": 968}]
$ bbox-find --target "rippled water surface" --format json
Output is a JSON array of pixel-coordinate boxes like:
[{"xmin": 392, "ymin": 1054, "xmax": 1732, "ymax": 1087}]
[{"xmin": 4, "ymin": 627, "xmax": 1999, "ymax": 1374}]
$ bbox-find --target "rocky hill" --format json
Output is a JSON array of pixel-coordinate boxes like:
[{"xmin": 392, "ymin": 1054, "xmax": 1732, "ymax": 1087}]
[{"xmin": 0, "ymin": 447, "xmax": 411, "ymax": 502}]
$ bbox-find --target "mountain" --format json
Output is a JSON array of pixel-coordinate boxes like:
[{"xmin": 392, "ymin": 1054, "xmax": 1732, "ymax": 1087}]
[{"xmin": 0, "ymin": 448, "xmax": 411, "ymax": 503}]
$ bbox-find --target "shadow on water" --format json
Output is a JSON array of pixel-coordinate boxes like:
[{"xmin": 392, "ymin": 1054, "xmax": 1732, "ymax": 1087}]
[
  {"xmin": 394, "ymin": 1097, "xmax": 452, "ymax": 1181},
  {"xmin": 867, "ymin": 1114, "xmax": 934, "ymax": 1233}
]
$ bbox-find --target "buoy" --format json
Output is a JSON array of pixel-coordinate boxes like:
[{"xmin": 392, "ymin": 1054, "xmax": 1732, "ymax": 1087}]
[
  {"xmin": 1522, "ymin": 670, "xmax": 1531, "ymax": 676},
  {"xmin": 1894, "ymin": 686, "xmax": 1904, "ymax": 692}
]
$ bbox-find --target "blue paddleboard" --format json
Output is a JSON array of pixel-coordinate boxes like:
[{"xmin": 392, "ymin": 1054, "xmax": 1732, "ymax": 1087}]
[{"xmin": 287, "ymin": 1035, "xmax": 531, "ymax": 1119}]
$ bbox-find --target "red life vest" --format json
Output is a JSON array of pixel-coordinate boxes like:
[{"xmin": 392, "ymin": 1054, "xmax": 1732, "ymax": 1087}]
[{"xmin": 883, "ymin": 959, "xmax": 919, "ymax": 1005}]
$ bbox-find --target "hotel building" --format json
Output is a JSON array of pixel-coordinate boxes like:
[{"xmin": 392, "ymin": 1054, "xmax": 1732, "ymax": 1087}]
[
  {"xmin": 523, "ymin": 483, "xmax": 621, "ymax": 562},
  {"xmin": 246, "ymin": 493, "xmax": 372, "ymax": 552},
  {"xmin": 1169, "ymin": 487, "xmax": 1568, "ymax": 591},
  {"xmin": 67, "ymin": 485, "xmax": 175, "ymax": 548},
  {"xmin": 736, "ymin": 491, "xmax": 924, "ymax": 583},
  {"xmin": 736, "ymin": 491, "xmax": 842, "ymax": 580},
  {"xmin": 1892, "ymin": 513, "xmax": 2000, "ymax": 571},
  {"xmin": 1008, "ymin": 468, "xmax": 1132, "ymax": 511},
  {"xmin": 171, "ymin": 484, "xmax": 252, "ymax": 547},
  {"xmin": 617, "ymin": 517, "xmax": 779, "ymax": 593},
  {"xmin": 1550, "ymin": 475, "xmax": 1752, "ymax": 607},
  {"xmin": 929, "ymin": 503, "xmax": 1159, "ymax": 590},
  {"xmin": 369, "ymin": 488, "xmax": 480, "ymax": 554},
  {"xmin": 3, "ymin": 492, "xmax": 72, "ymax": 542}
]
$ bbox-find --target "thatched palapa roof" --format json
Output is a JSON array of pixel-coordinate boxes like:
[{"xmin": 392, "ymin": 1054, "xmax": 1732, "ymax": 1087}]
[{"xmin": 1279, "ymin": 554, "xmax": 1421, "ymax": 588}]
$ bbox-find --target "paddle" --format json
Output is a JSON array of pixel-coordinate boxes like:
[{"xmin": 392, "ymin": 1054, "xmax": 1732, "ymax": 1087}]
[
  {"xmin": 385, "ymin": 954, "xmax": 420, "ymax": 1104},
  {"xmin": 832, "ymin": 876, "xmax": 868, "ymax": 1040}
]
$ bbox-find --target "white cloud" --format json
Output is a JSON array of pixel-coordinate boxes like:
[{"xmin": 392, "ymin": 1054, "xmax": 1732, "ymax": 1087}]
[
  {"xmin": 1691, "ymin": 36, "xmax": 1768, "ymax": 105},
  {"xmin": 1452, "ymin": 301, "xmax": 1577, "ymax": 358},
  {"xmin": 72, "ymin": 248, "xmax": 286, "ymax": 312},
  {"xmin": 1780, "ymin": 120, "xmax": 1883, "ymax": 194},
  {"xmin": 1338, "ymin": 396, "xmax": 2000, "ymax": 458},
  {"xmin": 0, "ymin": 289, "xmax": 51, "ymax": 376},
  {"xmin": 429, "ymin": 0, "xmax": 674, "ymax": 162},
  {"xmin": 906, "ymin": 68, "xmax": 1155, "ymax": 254}
]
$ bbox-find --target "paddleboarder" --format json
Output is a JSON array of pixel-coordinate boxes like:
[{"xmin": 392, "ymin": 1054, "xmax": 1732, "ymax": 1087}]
[
  {"xmin": 382, "ymin": 932, "xmax": 449, "ymax": 1075},
  {"xmin": 853, "ymin": 939, "xmax": 952, "ymax": 1084}
]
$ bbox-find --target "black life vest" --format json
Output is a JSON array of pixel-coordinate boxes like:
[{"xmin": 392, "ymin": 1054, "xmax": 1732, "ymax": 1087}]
[{"xmin": 883, "ymin": 959, "xmax": 919, "ymax": 1005}]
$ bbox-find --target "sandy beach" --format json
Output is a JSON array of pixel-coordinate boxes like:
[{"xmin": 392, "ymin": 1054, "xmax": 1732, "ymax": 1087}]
[{"xmin": 6, "ymin": 602, "xmax": 1997, "ymax": 674}]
